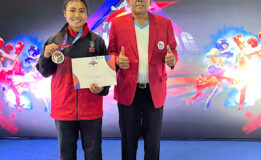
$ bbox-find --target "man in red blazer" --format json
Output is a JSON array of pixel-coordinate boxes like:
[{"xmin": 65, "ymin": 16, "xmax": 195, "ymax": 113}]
[{"xmin": 108, "ymin": 0, "xmax": 178, "ymax": 159}]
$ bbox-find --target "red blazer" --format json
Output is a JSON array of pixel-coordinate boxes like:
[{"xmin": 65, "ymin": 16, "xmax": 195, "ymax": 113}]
[{"xmin": 108, "ymin": 13, "xmax": 178, "ymax": 108}]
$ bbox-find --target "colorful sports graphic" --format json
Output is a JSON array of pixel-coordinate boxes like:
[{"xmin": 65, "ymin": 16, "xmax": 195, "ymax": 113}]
[
  {"xmin": 166, "ymin": 27, "xmax": 261, "ymax": 134},
  {"xmin": 1, "ymin": 0, "xmax": 261, "ymax": 137},
  {"xmin": 185, "ymin": 28, "xmax": 261, "ymax": 110}
]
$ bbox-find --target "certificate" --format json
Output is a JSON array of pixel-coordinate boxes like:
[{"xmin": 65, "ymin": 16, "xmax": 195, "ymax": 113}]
[{"xmin": 71, "ymin": 55, "xmax": 117, "ymax": 89}]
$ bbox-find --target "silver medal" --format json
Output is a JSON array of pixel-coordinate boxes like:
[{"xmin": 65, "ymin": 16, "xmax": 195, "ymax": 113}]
[{"xmin": 52, "ymin": 51, "xmax": 64, "ymax": 64}]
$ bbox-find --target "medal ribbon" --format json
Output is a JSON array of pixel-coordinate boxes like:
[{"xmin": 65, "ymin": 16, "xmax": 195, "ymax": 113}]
[{"xmin": 57, "ymin": 28, "xmax": 84, "ymax": 51}]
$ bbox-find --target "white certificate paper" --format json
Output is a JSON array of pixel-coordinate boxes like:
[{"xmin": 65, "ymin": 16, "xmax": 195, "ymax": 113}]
[{"xmin": 71, "ymin": 55, "xmax": 117, "ymax": 89}]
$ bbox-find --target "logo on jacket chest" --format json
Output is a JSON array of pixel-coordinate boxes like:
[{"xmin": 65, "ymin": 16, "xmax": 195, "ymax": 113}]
[{"xmin": 89, "ymin": 41, "xmax": 95, "ymax": 53}]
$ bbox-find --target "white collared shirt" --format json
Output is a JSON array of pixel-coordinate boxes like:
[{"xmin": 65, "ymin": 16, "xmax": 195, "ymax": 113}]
[{"xmin": 134, "ymin": 20, "xmax": 149, "ymax": 83}]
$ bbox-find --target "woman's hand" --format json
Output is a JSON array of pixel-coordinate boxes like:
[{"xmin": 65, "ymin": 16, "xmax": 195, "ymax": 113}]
[
  {"xmin": 44, "ymin": 43, "xmax": 58, "ymax": 58},
  {"xmin": 89, "ymin": 83, "xmax": 103, "ymax": 94}
]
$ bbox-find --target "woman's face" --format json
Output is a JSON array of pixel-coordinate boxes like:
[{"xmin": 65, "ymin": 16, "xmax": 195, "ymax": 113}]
[{"xmin": 64, "ymin": 0, "xmax": 87, "ymax": 32}]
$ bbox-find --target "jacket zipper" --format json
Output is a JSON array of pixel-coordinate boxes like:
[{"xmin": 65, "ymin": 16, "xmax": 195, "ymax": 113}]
[{"xmin": 76, "ymin": 90, "xmax": 78, "ymax": 120}]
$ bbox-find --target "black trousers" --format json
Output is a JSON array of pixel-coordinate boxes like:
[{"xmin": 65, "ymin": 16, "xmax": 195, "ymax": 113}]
[
  {"xmin": 118, "ymin": 85, "xmax": 163, "ymax": 160},
  {"xmin": 55, "ymin": 118, "xmax": 102, "ymax": 160}
]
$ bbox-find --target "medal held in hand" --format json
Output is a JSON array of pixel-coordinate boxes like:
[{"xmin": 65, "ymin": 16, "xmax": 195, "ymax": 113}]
[
  {"xmin": 51, "ymin": 27, "xmax": 83, "ymax": 64},
  {"xmin": 52, "ymin": 50, "xmax": 65, "ymax": 64}
]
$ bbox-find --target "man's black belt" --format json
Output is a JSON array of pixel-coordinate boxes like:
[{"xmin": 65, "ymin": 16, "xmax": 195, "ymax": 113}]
[{"xmin": 137, "ymin": 83, "xmax": 149, "ymax": 89}]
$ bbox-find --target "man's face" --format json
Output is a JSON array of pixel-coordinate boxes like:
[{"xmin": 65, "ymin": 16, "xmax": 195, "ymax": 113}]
[{"xmin": 127, "ymin": 0, "xmax": 151, "ymax": 15}]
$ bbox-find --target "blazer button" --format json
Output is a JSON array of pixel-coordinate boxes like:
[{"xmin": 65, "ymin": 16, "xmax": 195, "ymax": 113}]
[{"xmin": 135, "ymin": 60, "xmax": 138, "ymax": 63}]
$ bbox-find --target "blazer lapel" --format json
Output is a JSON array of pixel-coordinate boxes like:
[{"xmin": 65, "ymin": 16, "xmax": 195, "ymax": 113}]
[
  {"xmin": 148, "ymin": 13, "xmax": 157, "ymax": 62},
  {"xmin": 125, "ymin": 14, "xmax": 139, "ymax": 59}
]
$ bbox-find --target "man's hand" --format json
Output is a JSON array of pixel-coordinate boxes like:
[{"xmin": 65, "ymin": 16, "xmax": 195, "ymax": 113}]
[
  {"xmin": 165, "ymin": 45, "xmax": 175, "ymax": 68},
  {"xmin": 116, "ymin": 46, "xmax": 129, "ymax": 69}
]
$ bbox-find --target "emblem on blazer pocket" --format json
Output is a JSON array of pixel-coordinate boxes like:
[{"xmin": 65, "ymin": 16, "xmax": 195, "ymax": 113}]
[{"xmin": 157, "ymin": 41, "xmax": 165, "ymax": 50}]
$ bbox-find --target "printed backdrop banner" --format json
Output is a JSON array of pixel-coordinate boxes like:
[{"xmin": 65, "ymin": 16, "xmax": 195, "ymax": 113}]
[{"xmin": 1, "ymin": 0, "xmax": 261, "ymax": 139}]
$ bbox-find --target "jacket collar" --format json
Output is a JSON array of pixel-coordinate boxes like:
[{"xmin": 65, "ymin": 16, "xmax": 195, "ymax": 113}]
[
  {"xmin": 68, "ymin": 23, "xmax": 90, "ymax": 38},
  {"xmin": 125, "ymin": 13, "xmax": 157, "ymax": 62}
]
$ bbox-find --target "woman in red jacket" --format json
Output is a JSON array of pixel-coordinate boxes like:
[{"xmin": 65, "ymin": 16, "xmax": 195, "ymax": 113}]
[{"xmin": 36, "ymin": 0, "xmax": 109, "ymax": 159}]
